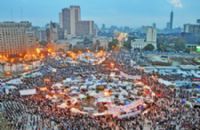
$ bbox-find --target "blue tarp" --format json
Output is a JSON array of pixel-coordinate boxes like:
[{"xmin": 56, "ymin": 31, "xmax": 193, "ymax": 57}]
[{"xmin": 196, "ymin": 98, "xmax": 200, "ymax": 103}]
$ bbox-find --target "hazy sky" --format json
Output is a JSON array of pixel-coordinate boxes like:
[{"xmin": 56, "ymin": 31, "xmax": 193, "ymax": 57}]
[{"xmin": 0, "ymin": 0, "xmax": 199, "ymax": 28}]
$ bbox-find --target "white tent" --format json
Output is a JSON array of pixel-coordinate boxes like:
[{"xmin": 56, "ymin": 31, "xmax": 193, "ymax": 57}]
[
  {"xmin": 6, "ymin": 78, "xmax": 22, "ymax": 85},
  {"xmin": 79, "ymin": 94, "xmax": 86, "ymax": 99},
  {"xmin": 3, "ymin": 85, "xmax": 17, "ymax": 90},
  {"xmin": 52, "ymin": 83, "xmax": 63, "ymax": 88},
  {"xmin": 57, "ymin": 102, "xmax": 68, "ymax": 108},
  {"xmin": 19, "ymin": 89, "xmax": 37, "ymax": 96},
  {"xmin": 97, "ymin": 97, "xmax": 112, "ymax": 103},
  {"xmin": 70, "ymin": 108, "xmax": 87, "ymax": 114}
]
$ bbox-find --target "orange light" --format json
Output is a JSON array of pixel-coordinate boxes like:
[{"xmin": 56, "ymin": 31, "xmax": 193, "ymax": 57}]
[
  {"xmin": 47, "ymin": 48, "xmax": 52, "ymax": 53},
  {"xmin": 104, "ymin": 89, "xmax": 112, "ymax": 96},
  {"xmin": 110, "ymin": 63, "xmax": 115, "ymax": 68},
  {"xmin": 24, "ymin": 65, "xmax": 29, "ymax": 71},
  {"xmin": 39, "ymin": 87, "xmax": 48, "ymax": 91},
  {"xmin": 44, "ymin": 78, "xmax": 50, "ymax": 83},
  {"xmin": 5, "ymin": 71, "xmax": 12, "ymax": 76},
  {"xmin": 36, "ymin": 48, "xmax": 41, "ymax": 54}
]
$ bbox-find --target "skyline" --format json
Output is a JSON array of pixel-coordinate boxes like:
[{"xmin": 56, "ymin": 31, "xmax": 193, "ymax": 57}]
[{"xmin": 0, "ymin": 0, "xmax": 199, "ymax": 28}]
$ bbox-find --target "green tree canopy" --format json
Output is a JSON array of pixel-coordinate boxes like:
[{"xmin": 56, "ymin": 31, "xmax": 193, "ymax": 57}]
[
  {"xmin": 174, "ymin": 38, "xmax": 186, "ymax": 51},
  {"xmin": 143, "ymin": 44, "xmax": 155, "ymax": 51},
  {"xmin": 108, "ymin": 39, "xmax": 119, "ymax": 50}
]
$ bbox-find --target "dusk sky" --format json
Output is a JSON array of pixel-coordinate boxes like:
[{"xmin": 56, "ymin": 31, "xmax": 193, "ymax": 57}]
[{"xmin": 0, "ymin": 0, "xmax": 199, "ymax": 28}]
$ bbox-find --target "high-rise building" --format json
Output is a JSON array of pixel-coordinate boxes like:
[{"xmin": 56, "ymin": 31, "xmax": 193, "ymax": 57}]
[
  {"xmin": 131, "ymin": 27, "xmax": 157, "ymax": 50},
  {"xmin": 76, "ymin": 21, "xmax": 95, "ymax": 36},
  {"xmin": 146, "ymin": 27, "xmax": 157, "ymax": 43},
  {"xmin": 0, "ymin": 21, "xmax": 36, "ymax": 55},
  {"xmin": 47, "ymin": 22, "xmax": 59, "ymax": 43},
  {"xmin": 184, "ymin": 19, "xmax": 200, "ymax": 34},
  {"xmin": 196, "ymin": 19, "xmax": 200, "ymax": 25},
  {"xmin": 38, "ymin": 29, "xmax": 47, "ymax": 42},
  {"xmin": 59, "ymin": 6, "xmax": 80, "ymax": 36},
  {"xmin": 170, "ymin": 11, "xmax": 174, "ymax": 30},
  {"xmin": 184, "ymin": 24, "xmax": 200, "ymax": 34},
  {"xmin": 152, "ymin": 23, "xmax": 156, "ymax": 29},
  {"xmin": 59, "ymin": 5, "xmax": 96, "ymax": 37}
]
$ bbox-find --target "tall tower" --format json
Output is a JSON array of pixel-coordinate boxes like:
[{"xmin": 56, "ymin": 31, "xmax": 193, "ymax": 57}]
[
  {"xmin": 59, "ymin": 6, "xmax": 80, "ymax": 36},
  {"xmin": 170, "ymin": 11, "xmax": 174, "ymax": 30},
  {"xmin": 146, "ymin": 27, "xmax": 157, "ymax": 42},
  {"xmin": 70, "ymin": 6, "xmax": 81, "ymax": 36}
]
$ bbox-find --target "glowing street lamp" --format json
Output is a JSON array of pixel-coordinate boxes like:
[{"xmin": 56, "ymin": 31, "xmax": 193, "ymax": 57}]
[{"xmin": 110, "ymin": 62, "xmax": 115, "ymax": 69}]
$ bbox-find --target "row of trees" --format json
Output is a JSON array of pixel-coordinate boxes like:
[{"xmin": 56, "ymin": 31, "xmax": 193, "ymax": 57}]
[
  {"xmin": 108, "ymin": 36, "xmax": 155, "ymax": 51},
  {"xmin": 157, "ymin": 37, "xmax": 187, "ymax": 52}
]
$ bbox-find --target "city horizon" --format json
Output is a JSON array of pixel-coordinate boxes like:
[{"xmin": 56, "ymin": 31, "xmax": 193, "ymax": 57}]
[{"xmin": 0, "ymin": 0, "xmax": 199, "ymax": 28}]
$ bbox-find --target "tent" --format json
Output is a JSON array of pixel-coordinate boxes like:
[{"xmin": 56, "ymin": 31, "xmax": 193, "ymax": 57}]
[
  {"xmin": 196, "ymin": 98, "xmax": 200, "ymax": 103},
  {"xmin": 118, "ymin": 111, "xmax": 141, "ymax": 119},
  {"xmin": 70, "ymin": 108, "xmax": 87, "ymax": 114},
  {"xmin": 79, "ymin": 94, "xmax": 86, "ymax": 99},
  {"xmin": 52, "ymin": 83, "xmax": 63, "ymax": 88},
  {"xmin": 57, "ymin": 102, "xmax": 68, "ymax": 108},
  {"xmin": 6, "ymin": 78, "xmax": 22, "ymax": 85},
  {"xmin": 3, "ymin": 85, "xmax": 17, "ymax": 90},
  {"xmin": 19, "ymin": 89, "xmax": 37, "ymax": 96},
  {"xmin": 97, "ymin": 97, "xmax": 112, "ymax": 103}
]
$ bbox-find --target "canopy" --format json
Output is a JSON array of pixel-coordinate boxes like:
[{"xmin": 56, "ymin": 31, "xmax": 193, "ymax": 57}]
[
  {"xmin": 3, "ymin": 85, "xmax": 17, "ymax": 90},
  {"xmin": 70, "ymin": 108, "xmax": 87, "ymax": 114},
  {"xmin": 6, "ymin": 78, "xmax": 22, "ymax": 85},
  {"xmin": 57, "ymin": 102, "xmax": 68, "ymax": 108},
  {"xmin": 118, "ymin": 111, "xmax": 141, "ymax": 119},
  {"xmin": 19, "ymin": 89, "xmax": 37, "ymax": 96},
  {"xmin": 52, "ymin": 83, "xmax": 63, "ymax": 88}
]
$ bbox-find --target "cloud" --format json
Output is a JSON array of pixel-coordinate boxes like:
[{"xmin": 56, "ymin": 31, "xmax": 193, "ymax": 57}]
[{"xmin": 169, "ymin": 0, "xmax": 183, "ymax": 8}]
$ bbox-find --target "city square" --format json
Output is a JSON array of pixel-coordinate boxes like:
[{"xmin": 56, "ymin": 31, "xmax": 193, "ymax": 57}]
[{"xmin": 0, "ymin": 0, "xmax": 200, "ymax": 130}]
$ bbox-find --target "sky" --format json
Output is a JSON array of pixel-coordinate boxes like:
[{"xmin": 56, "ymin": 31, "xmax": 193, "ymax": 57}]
[{"xmin": 0, "ymin": 0, "xmax": 199, "ymax": 28}]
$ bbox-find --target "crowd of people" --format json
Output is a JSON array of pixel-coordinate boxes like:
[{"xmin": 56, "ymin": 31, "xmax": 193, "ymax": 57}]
[{"xmin": 0, "ymin": 50, "xmax": 199, "ymax": 130}]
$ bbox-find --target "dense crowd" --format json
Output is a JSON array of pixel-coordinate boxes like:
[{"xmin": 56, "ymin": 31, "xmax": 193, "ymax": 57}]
[{"xmin": 0, "ymin": 50, "xmax": 200, "ymax": 130}]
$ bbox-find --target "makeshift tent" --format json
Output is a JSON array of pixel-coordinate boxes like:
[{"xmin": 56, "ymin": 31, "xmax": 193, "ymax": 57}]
[
  {"xmin": 52, "ymin": 83, "xmax": 63, "ymax": 88},
  {"xmin": 70, "ymin": 108, "xmax": 87, "ymax": 114},
  {"xmin": 118, "ymin": 111, "xmax": 141, "ymax": 119},
  {"xmin": 79, "ymin": 94, "xmax": 86, "ymax": 99},
  {"xmin": 6, "ymin": 78, "xmax": 22, "ymax": 85},
  {"xmin": 97, "ymin": 97, "xmax": 112, "ymax": 103},
  {"xmin": 3, "ymin": 85, "xmax": 17, "ymax": 90},
  {"xmin": 19, "ymin": 89, "xmax": 37, "ymax": 96},
  {"xmin": 57, "ymin": 103, "xmax": 68, "ymax": 108}
]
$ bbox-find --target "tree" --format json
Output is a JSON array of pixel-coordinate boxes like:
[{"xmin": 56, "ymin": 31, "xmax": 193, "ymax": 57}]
[
  {"xmin": 174, "ymin": 38, "xmax": 186, "ymax": 51},
  {"xmin": 157, "ymin": 43, "xmax": 168, "ymax": 52},
  {"xmin": 108, "ymin": 39, "xmax": 119, "ymax": 50},
  {"xmin": 83, "ymin": 37, "xmax": 92, "ymax": 45},
  {"xmin": 123, "ymin": 36, "xmax": 134, "ymax": 50},
  {"xmin": 123, "ymin": 41, "xmax": 132, "ymax": 50},
  {"xmin": 143, "ymin": 44, "xmax": 155, "ymax": 51}
]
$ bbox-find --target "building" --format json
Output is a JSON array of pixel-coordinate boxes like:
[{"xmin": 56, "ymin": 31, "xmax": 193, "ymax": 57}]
[
  {"xmin": 59, "ymin": 5, "xmax": 96, "ymax": 37},
  {"xmin": 146, "ymin": 27, "xmax": 157, "ymax": 48},
  {"xmin": 59, "ymin": 6, "xmax": 80, "ymax": 37},
  {"xmin": 131, "ymin": 39, "xmax": 146, "ymax": 49},
  {"xmin": 165, "ymin": 11, "xmax": 174, "ymax": 31},
  {"xmin": 0, "ymin": 21, "xmax": 36, "ymax": 55},
  {"xmin": 197, "ymin": 19, "xmax": 200, "ymax": 24},
  {"xmin": 93, "ymin": 36, "xmax": 112, "ymax": 50},
  {"xmin": 170, "ymin": 11, "xmax": 174, "ymax": 30},
  {"xmin": 131, "ymin": 27, "xmax": 157, "ymax": 50},
  {"xmin": 47, "ymin": 22, "xmax": 58, "ymax": 43},
  {"xmin": 184, "ymin": 24, "xmax": 200, "ymax": 34},
  {"xmin": 76, "ymin": 21, "xmax": 95, "ymax": 36},
  {"xmin": 37, "ymin": 28, "xmax": 47, "ymax": 42}
]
